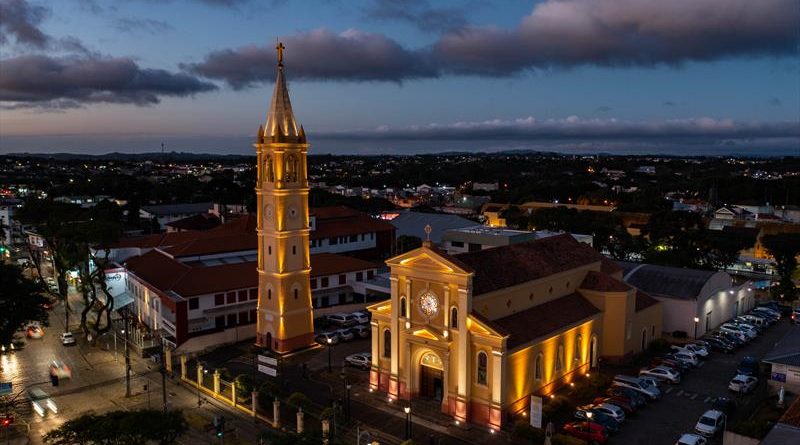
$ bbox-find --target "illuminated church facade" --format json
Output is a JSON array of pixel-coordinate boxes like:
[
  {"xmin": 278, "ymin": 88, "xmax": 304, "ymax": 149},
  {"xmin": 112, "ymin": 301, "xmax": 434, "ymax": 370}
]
[{"xmin": 368, "ymin": 235, "xmax": 662, "ymax": 429}]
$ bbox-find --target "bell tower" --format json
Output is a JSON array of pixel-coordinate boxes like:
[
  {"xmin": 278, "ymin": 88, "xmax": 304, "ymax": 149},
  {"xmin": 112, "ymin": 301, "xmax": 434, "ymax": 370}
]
[{"xmin": 254, "ymin": 42, "xmax": 315, "ymax": 353}]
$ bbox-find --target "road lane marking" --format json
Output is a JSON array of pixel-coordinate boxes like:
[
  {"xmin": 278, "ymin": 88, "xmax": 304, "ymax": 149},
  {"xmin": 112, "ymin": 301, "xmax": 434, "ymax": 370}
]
[
  {"xmin": 704, "ymin": 396, "xmax": 711, "ymax": 403},
  {"xmin": 691, "ymin": 393, "xmax": 698, "ymax": 400},
  {"xmin": 676, "ymin": 390, "xmax": 684, "ymax": 396}
]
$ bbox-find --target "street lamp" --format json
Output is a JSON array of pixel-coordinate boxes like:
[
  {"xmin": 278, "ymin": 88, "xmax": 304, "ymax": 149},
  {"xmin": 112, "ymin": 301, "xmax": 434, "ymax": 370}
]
[
  {"xmin": 197, "ymin": 367, "xmax": 208, "ymax": 407},
  {"xmin": 404, "ymin": 406, "xmax": 411, "ymax": 439},
  {"xmin": 693, "ymin": 316, "xmax": 700, "ymax": 339},
  {"xmin": 327, "ymin": 338, "xmax": 332, "ymax": 372},
  {"xmin": 345, "ymin": 384, "xmax": 352, "ymax": 422}
]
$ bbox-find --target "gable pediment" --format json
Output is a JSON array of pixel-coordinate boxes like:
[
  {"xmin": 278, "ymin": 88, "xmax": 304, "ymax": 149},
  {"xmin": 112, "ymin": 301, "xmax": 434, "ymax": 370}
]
[{"xmin": 387, "ymin": 246, "xmax": 473, "ymax": 276}]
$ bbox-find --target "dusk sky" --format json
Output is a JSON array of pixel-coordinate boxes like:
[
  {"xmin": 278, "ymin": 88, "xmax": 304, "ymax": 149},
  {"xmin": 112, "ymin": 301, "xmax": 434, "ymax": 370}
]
[{"xmin": 1, "ymin": 0, "xmax": 799, "ymax": 155}]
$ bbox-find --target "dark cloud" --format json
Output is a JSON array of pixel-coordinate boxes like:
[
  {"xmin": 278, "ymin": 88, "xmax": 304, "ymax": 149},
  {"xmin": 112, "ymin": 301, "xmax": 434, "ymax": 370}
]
[
  {"xmin": 113, "ymin": 17, "xmax": 173, "ymax": 34},
  {"xmin": 434, "ymin": 0, "xmax": 799, "ymax": 75},
  {"xmin": 0, "ymin": 0, "xmax": 50, "ymax": 48},
  {"xmin": 318, "ymin": 116, "xmax": 800, "ymax": 142},
  {"xmin": 768, "ymin": 97, "xmax": 783, "ymax": 106},
  {"xmin": 0, "ymin": 54, "xmax": 217, "ymax": 110},
  {"xmin": 663, "ymin": 101, "xmax": 676, "ymax": 107},
  {"xmin": 184, "ymin": 28, "xmax": 435, "ymax": 88},
  {"xmin": 189, "ymin": 0, "xmax": 799, "ymax": 86},
  {"xmin": 363, "ymin": 0, "xmax": 469, "ymax": 33}
]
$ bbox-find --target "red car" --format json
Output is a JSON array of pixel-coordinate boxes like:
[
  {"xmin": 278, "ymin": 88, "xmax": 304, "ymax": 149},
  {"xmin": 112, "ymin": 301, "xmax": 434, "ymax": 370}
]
[
  {"xmin": 563, "ymin": 421, "xmax": 608, "ymax": 444},
  {"xmin": 593, "ymin": 396, "xmax": 636, "ymax": 415}
]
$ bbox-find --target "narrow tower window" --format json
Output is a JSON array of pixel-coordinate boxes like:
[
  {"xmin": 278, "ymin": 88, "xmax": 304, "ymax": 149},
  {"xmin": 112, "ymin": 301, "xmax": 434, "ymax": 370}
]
[
  {"xmin": 450, "ymin": 307, "xmax": 458, "ymax": 329},
  {"xmin": 265, "ymin": 155, "xmax": 274, "ymax": 182},
  {"xmin": 477, "ymin": 351, "xmax": 488, "ymax": 385},
  {"xmin": 383, "ymin": 329, "xmax": 391, "ymax": 358}
]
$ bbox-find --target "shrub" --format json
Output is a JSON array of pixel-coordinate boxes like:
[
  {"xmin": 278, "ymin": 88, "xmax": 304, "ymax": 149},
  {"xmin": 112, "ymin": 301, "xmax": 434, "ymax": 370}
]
[
  {"xmin": 542, "ymin": 396, "xmax": 574, "ymax": 424},
  {"xmin": 647, "ymin": 338, "xmax": 671, "ymax": 354},
  {"xmin": 258, "ymin": 383, "xmax": 278, "ymax": 411},
  {"xmin": 320, "ymin": 407, "xmax": 334, "ymax": 420},
  {"xmin": 512, "ymin": 419, "xmax": 546, "ymax": 442},
  {"xmin": 234, "ymin": 374, "xmax": 255, "ymax": 396},
  {"xmin": 672, "ymin": 330, "xmax": 687, "ymax": 339},
  {"xmin": 287, "ymin": 392, "xmax": 311, "ymax": 410}
]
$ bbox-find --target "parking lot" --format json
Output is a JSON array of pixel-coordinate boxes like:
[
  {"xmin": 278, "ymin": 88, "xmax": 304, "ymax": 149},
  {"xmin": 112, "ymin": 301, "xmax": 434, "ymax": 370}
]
[{"xmin": 609, "ymin": 317, "xmax": 794, "ymax": 445}]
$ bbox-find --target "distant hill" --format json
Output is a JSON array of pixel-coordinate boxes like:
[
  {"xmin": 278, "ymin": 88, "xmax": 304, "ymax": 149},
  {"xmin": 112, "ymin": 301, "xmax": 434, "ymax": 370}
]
[{"xmin": 4, "ymin": 151, "xmax": 254, "ymax": 161}]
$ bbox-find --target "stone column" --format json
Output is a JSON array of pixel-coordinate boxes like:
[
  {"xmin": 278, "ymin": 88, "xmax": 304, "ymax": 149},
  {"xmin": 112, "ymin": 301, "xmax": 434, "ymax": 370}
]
[
  {"xmin": 273, "ymin": 398, "xmax": 280, "ymax": 428},
  {"xmin": 213, "ymin": 370, "xmax": 221, "ymax": 395},
  {"xmin": 180, "ymin": 355, "xmax": 187, "ymax": 380},
  {"xmin": 251, "ymin": 391, "xmax": 258, "ymax": 418},
  {"xmin": 321, "ymin": 419, "xmax": 330, "ymax": 438},
  {"xmin": 196, "ymin": 364, "xmax": 204, "ymax": 388},
  {"xmin": 296, "ymin": 408, "xmax": 304, "ymax": 433},
  {"xmin": 231, "ymin": 383, "xmax": 237, "ymax": 406}
]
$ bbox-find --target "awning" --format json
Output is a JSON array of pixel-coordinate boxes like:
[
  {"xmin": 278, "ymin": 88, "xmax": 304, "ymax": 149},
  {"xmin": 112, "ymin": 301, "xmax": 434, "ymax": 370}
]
[{"xmin": 112, "ymin": 291, "xmax": 135, "ymax": 309}]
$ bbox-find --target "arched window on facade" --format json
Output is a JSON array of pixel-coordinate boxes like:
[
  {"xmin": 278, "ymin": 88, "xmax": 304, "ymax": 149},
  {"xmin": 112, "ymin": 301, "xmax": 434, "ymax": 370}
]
[
  {"xmin": 575, "ymin": 335, "xmax": 582, "ymax": 362},
  {"xmin": 477, "ymin": 351, "xmax": 488, "ymax": 385},
  {"xmin": 294, "ymin": 288, "xmax": 299, "ymax": 299},
  {"xmin": 285, "ymin": 154, "xmax": 298, "ymax": 182},
  {"xmin": 535, "ymin": 353, "xmax": 543, "ymax": 380},
  {"xmin": 450, "ymin": 307, "xmax": 458, "ymax": 329},
  {"xmin": 556, "ymin": 344, "xmax": 564, "ymax": 372},
  {"xmin": 383, "ymin": 329, "xmax": 391, "ymax": 358},
  {"xmin": 400, "ymin": 297, "xmax": 407, "ymax": 317},
  {"xmin": 641, "ymin": 329, "xmax": 648, "ymax": 351},
  {"xmin": 265, "ymin": 155, "xmax": 274, "ymax": 182}
]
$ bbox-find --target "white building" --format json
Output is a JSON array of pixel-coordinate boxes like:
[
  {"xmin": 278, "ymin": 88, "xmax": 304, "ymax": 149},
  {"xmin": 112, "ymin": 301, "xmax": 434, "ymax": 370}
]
[{"xmin": 619, "ymin": 262, "xmax": 755, "ymax": 338}]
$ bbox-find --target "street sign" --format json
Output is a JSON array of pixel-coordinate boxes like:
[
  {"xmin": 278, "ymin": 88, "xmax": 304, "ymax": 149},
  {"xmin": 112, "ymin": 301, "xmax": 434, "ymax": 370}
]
[
  {"xmin": 529, "ymin": 395, "xmax": 543, "ymax": 428},
  {"xmin": 258, "ymin": 364, "xmax": 277, "ymax": 377},
  {"xmin": 0, "ymin": 382, "xmax": 11, "ymax": 396},
  {"xmin": 258, "ymin": 355, "xmax": 278, "ymax": 366}
]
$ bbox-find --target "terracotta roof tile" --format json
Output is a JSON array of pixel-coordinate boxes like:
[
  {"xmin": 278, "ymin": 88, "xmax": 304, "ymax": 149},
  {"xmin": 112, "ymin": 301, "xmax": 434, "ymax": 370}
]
[
  {"xmin": 580, "ymin": 271, "xmax": 631, "ymax": 292},
  {"xmin": 161, "ymin": 233, "xmax": 257, "ymax": 258},
  {"xmin": 635, "ymin": 290, "xmax": 660, "ymax": 312},
  {"xmin": 489, "ymin": 293, "xmax": 601, "ymax": 349},
  {"xmin": 165, "ymin": 213, "xmax": 221, "ymax": 231},
  {"xmin": 309, "ymin": 253, "xmax": 378, "ymax": 276},
  {"xmin": 454, "ymin": 234, "xmax": 605, "ymax": 295}
]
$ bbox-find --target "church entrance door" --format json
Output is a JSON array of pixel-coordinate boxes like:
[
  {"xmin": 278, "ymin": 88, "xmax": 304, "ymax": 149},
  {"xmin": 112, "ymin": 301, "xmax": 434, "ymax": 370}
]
[{"xmin": 418, "ymin": 352, "xmax": 444, "ymax": 401}]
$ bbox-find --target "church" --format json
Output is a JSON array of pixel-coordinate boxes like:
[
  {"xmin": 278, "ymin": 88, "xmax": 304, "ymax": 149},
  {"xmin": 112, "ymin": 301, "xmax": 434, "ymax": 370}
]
[{"xmin": 367, "ymin": 235, "xmax": 662, "ymax": 430}]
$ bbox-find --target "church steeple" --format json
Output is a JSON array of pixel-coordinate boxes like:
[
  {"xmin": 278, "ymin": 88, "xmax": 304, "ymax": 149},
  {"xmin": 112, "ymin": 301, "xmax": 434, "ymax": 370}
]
[{"xmin": 264, "ymin": 42, "xmax": 303, "ymax": 142}]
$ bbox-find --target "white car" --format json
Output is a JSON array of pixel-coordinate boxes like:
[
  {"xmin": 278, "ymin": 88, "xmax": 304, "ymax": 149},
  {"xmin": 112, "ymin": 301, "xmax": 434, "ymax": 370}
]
[
  {"xmin": 327, "ymin": 313, "xmax": 357, "ymax": 326},
  {"xmin": 350, "ymin": 325, "xmax": 370, "ymax": 338},
  {"xmin": 675, "ymin": 433, "xmax": 707, "ymax": 445},
  {"xmin": 351, "ymin": 311, "xmax": 370, "ymax": 324},
  {"xmin": 669, "ymin": 351, "xmax": 699, "ymax": 367},
  {"xmin": 728, "ymin": 374, "xmax": 758, "ymax": 394},
  {"xmin": 315, "ymin": 331, "xmax": 340, "ymax": 345},
  {"xmin": 60, "ymin": 332, "xmax": 76, "ymax": 346},
  {"xmin": 639, "ymin": 366, "xmax": 681, "ymax": 384},
  {"xmin": 344, "ymin": 353, "xmax": 371, "ymax": 370},
  {"xmin": 590, "ymin": 402, "xmax": 626, "ymax": 423},
  {"xmin": 695, "ymin": 410, "xmax": 726, "ymax": 437},
  {"xmin": 335, "ymin": 328, "xmax": 355, "ymax": 342},
  {"xmin": 683, "ymin": 344, "xmax": 709, "ymax": 358}
]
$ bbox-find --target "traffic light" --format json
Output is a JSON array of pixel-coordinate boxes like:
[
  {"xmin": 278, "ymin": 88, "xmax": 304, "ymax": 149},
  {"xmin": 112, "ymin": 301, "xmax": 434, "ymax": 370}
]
[{"xmin": 215, "ymin": 416, "xmax": 225, "ymax": 438}]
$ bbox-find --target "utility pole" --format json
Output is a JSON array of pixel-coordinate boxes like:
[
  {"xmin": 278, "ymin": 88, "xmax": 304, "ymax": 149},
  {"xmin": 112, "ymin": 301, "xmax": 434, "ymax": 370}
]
[
  {"xmin": 160, "ymin": 337, "xmax": 168, "ymax": 412},
  {"xmin": 124, "ymin": 309, "xmax": 131, "ymax": 397}
]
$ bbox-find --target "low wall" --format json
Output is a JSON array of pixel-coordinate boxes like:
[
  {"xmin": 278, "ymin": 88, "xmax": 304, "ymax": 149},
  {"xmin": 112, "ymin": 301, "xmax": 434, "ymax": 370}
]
[
  {"xmin": 177, "ymin": 324, "xmax": 256, "ymax": 354},
  {"xmin": 723, "ymin": 431, "xmax": 759, "ymax": 445}
]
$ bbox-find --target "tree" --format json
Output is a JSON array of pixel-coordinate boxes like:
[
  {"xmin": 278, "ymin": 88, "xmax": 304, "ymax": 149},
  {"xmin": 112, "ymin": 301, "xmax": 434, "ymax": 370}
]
[
  {"xmin": 0, "ymin": 262, "xmax": 49, "ymax": 347},
  {"xmin": 499, "ymin": 205, "xmax": 530, "ymax": 230},
  {"xmin": 43, "ymin": 409, "xmax": 187, "ymax": 445},
  {"xmin": 762, "ymin": 233, "xmax": 800, "ymax": 301}
]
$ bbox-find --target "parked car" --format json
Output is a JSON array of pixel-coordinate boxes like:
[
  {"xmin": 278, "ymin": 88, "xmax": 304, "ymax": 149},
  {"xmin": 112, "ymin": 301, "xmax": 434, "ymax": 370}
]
[
  {"xmin": 26, "ymin": 324, "xmax": 44, "ymax": 339},
  {"xmin": 719, "ymin": 324, "xmax": 752, "ymax": 341},
  {"xmin": 575, "ymin": 408, "xmax": 620, "ymax": 434},
  {"xmin": 694, "ymin": 410, "xmax": 726, "ymax": 437},
  {"xmin": 711, "ymin": 331, "xmax": 745, "ymax": 347},
  {"xmin": 683, "ymin": 343, "xmax": 709, "ymax": 358},
  {"xmin": 562, "ymin": 421, "xmax": 608, "ymax": 445},
  {"xmin": 736, "ymin": 356, "xmax": 759, "ymax": 376},
  {"xmin": 350, "ymin": 311, "xmax": 370, "ymax": 324},
  {"xmin": 703, "ymin": 338, "xmax": 735, "ymax": 354},
  {"xmin": 671, "ymin": 345, "xmax": 706, "ymax": 358},
  {"xmin": 60, "ymin": 332, "xmax": 76, "ymax": 346},
  {"xmin": 344, "ymin": 353, "xmax": 371, "ymax": 370},
  {"xmin": 606, "ymin": 387, "xmax": 647, "ymax": 408},
  {"xmin": 334, "ymin": 328, "xmax": 355, "ymax": 342},
  {"xmin": 752, "ymin": 307, "xmax": 780, "ymax": 320},
  {"xmin": 349, "ymin": 325, "xmax": 370, "ymax": 338},
  {"xmin": 314, "ymin": 331, "xmax": 340, "ymax": 345},
  {"xmin": 586, "ymin": 403, "xmax": 626, "ymax": 424},
  {"xmin": 675, "ymin": 433, "xmax": 708, "ymax": 445},
  {"xmin": 327, "ymin": 313, "xmax": 357, "ymax": 327},
  {"xmin": 666, "ymin": 351, "xmax": 699, "ymax": 367},
  {"xmin": 593, "ymin": 396, "xmax": 636, "ymax": 415},
  {"xmin": 49, "ymin": 360, "xmax": 72, "ymax": 379},
  {"xmin": 650, "ymin": 357, "xmax": 688, "ymax": 374},
  {"xmin": 728, "ymin": 375, "xmax": 758, "ymax": 394},
  {"xmin": 640, "ymin": 366, "xmax": 681, "ymax": 384},
  {"xmin": 757, "ymin": 302, "xmax": 792, "ymax": 316},
  {"xmin": 711, "ymin": 397, "xmax": 736, "ymax": 417},
  {"xmin": 737, "ymin": 315, "xmax": 766, "ymax": 331},
  {"xmin": 791, "ymin": 309, "xmax": 800, "ymax": 325},
  {"xmin": 612, "ymin": 375, "xmax": 661, "ymax": 400}
]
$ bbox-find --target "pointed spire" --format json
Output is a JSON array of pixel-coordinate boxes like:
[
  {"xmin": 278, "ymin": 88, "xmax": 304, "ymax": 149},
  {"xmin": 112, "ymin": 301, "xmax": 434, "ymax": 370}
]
[
  {"xmin": 257, "ymin": 123, "xmax": 264, "ymax": 144},
  {"xmin": 298, "ymin": 125, "xmax": 306, "ymax": 143},
  {"xmin": 264, "ymin": 41, "xmax": 300, "ymax": 141}
]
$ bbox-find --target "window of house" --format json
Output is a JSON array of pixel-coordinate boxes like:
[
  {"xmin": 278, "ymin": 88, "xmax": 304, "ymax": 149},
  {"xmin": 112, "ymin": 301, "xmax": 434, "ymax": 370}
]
[
  {"xmin": 477, "ymin": 352, "xmax": 488, "ymax": 385},
  {"xmin": 450, "ymin": 307, "xmax": 458, "ymax": 329},
  {"xmin": 215, "ymin": 316, "xmax": 225, "ymax": 328},
  {"xmin": 321, "ymin": 277, "xmax": 329, "ymax": 287},
  {"xmin": 339, "ymin": 274, "xmax": 346, "ymax": 285},
  {"xmin": 556, "ymin": 344, "xmax": 564, "ymax": 372},
  {"xmin": 292, "ymin": 245, "xmax": 297, "ymax": 255},
  {"xmin": 227, "ymin": 313, "xmax": 237, "ymax": 326},
  {"xmin": 214, "ymin": 293, "xmax": 224, "ymax": 306},
  {"xmin": 189, "ymin": 298, "xmax": 199, "ymax": 310},
  {"xmin": 226, "ymin": 292, "xmax": 236, "ymax": 304},
  {"xmin": 249, "ymin": 309, "xmax": 257, "ymax": 322},
  {"xmin": 330, "ymin": 237, "xmax": 338, "ymax": 245},
  {"xmin": 356, "ymin": 272, "xmax": 363, "ymax": 282},
  {"xmin": 451, "ymin": 241, "xmax": 464, "ymax": 248},
  {"xmin": 400, "ymin": 297, "xmax": 407, "ymax": 317},
  {"xmin": 310, "ymin": 279, "xmax": 317, "ymax": 290},
  {"xmin": 349, "ymin": 235, "xmax": 358, "ymax": 243},
  {"xmin": 575, "ymin": 335, "xmax": 582, "ymax": 362},
  {"xmin": 249, "ymin": 289, "xmax": 258, "ymax": 300},
  {"xmin": 294, "ymin": 288, "xmax": 298, "ymax": 299},
  {"xmin": 535, "ymin": 353, "xmax": 543, "ymax": 380},
  {"xmin": 239, "ymin": 311, "xmax": 249, "ymax": 324},
  {"xmin": 268, "ymin": 245, "xmax": 272, "ymax": 255},
  {"xmin": 361, "ymin": 234, "xmax": 366, "ymax": 241},
  {"xmin": 238, "ymin": 290, "xmax": 247, "ymax": 302},
  {"xmin": 383, "ymin": 329, "xmax": 391, "ymax": 358},
  {"xmin": 367, "ymin": 270, "xmax": 374, "ymax": 279}
]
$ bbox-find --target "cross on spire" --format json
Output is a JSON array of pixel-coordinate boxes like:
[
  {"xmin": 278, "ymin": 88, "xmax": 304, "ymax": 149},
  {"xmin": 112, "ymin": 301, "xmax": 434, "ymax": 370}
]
[
  {"xmin": 276, "ymin": 42, "xmax": 285, "ymax": 66},
  {"xmin": 424, "ymin": 224, "xmax": 432, "ymax": 242}
]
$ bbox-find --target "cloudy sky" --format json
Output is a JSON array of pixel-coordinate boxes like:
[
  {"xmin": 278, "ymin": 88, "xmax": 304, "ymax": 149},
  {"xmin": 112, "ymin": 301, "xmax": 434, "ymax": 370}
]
[{"xmin": 1, "ymin": 0, "xmax": 798, "ymax": 155}]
